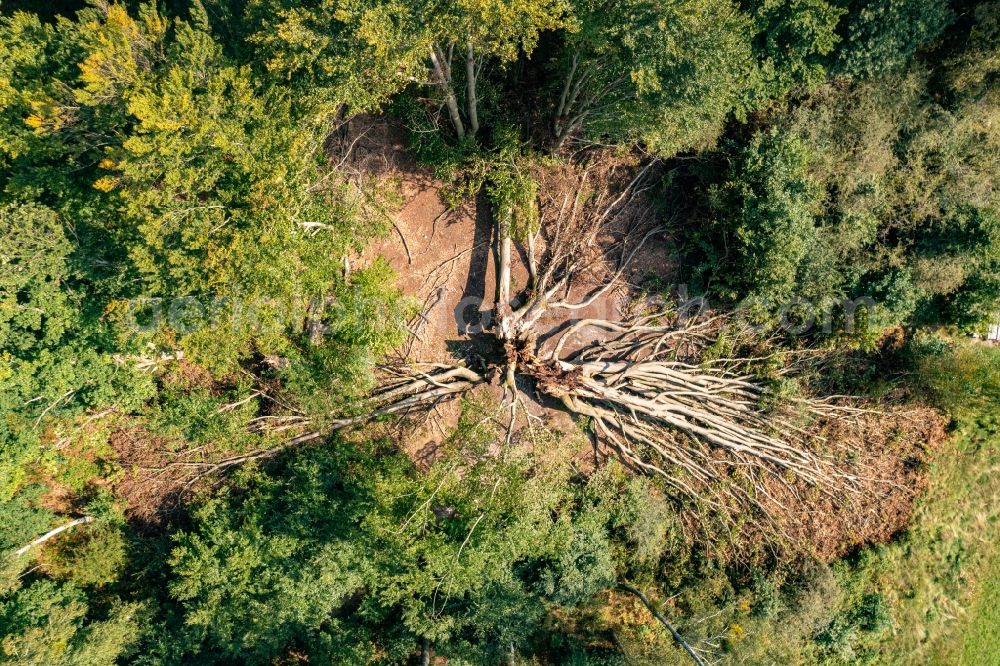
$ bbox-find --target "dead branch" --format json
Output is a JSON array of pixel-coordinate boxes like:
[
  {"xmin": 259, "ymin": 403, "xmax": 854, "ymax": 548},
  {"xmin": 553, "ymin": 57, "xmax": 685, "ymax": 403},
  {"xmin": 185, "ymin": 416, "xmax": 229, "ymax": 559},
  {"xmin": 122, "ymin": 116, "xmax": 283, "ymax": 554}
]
[
  {"xmin": 497, "ymin": 159, "xmax": 661, "ymax": 340},
  {"xmin": 12, "ymin": 517, "xmax": 94, "ymax": 558},
  {"xmin": 142, "ymin": 365, "xmax": 485, "ymax": 488},
  {"xmin": 619, "ymin": 582, "xmax": 709, "ymax": 666},
  {"xmin": 112, "ymin": 351, "xmax": 184, "ymax": 371}
]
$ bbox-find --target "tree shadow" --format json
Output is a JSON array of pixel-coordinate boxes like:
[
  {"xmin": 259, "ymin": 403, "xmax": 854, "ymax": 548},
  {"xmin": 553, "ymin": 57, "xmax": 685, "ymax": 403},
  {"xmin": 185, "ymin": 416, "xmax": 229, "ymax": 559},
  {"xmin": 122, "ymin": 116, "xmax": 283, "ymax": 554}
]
[
  {"xmin": 447, "ymin": 194, "xmax": 502, "ymax": 365},
  {"xmin": 467, "ymin": 192, "xmax": 494, "ymax": 307}
]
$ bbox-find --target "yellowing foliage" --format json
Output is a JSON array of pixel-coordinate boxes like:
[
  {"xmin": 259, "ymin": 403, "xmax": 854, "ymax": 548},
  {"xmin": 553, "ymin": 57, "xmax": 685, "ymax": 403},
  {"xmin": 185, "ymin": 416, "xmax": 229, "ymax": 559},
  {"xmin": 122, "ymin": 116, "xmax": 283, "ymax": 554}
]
[
  {"xmin": 92, "ymin": 176, "xmax": 119, "ymax": 192},
  {"xmin": 23, "ymin": 114, "xmax": 44, "ymax": 129},
  {"xmin": 77, "ymin": 3, "xmax": 167, "ymax": 104}
]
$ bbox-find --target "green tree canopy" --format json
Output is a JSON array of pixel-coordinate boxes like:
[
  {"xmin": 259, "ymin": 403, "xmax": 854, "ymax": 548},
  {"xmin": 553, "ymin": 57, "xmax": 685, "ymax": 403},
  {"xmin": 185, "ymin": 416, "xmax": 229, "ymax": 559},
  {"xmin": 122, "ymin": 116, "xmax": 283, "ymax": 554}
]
[
  {"xmin": 551, "ymin": 0, "xmax": 756, "ymax": 154},
  {"xmin": 834, "ymin": 0, "xmax": 954, "ymax": 78}
]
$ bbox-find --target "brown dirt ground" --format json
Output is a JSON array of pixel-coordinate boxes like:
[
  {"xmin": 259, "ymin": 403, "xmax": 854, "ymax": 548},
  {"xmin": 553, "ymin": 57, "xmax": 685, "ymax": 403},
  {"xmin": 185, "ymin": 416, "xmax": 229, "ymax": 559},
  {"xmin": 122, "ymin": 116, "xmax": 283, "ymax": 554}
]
[
  {"xmin": 349, "ymin": 119, "xmax": 674, "ymax": 367},
  {"xmin": 343, "ymin": 116, "xmax": 675, "ymax": 463}
]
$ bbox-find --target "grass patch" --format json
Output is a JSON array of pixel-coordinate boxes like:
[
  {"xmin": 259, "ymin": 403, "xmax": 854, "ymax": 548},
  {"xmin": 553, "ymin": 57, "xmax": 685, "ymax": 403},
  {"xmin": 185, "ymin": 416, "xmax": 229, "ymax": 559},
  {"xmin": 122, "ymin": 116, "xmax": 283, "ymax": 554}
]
[
  {"xmin": 957, "ymin": 551, "xmax": 1000, "ymax": 665},
  {"xmin": 874, "ymin": 411, "xmax": 1000, "ymax": 664}
]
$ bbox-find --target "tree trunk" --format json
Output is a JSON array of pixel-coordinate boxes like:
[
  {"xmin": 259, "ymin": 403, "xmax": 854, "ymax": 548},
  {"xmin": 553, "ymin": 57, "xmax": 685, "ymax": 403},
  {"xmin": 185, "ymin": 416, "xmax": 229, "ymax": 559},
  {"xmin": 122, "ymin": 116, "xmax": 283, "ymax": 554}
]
[
  {"xmin": 619, "ymin": 583, "xmax": 708, "ymax": 666},
  {"xmin": 429, "ymin": 44, "xmax": 465, "ymax": 140},
  {"xmin": 421, "ymin": 638, "xmax": 431, "ymax": 666},
  {"xmin": 494, "ymin": 209, "xmax": 518, "ymax": 386},
  {"xmin": 466, "ymin": 42, "xmax": 479, "ymax": 137},
  {"xmin": 495, "ymin": 209, "xmax": 514, "ymax": 338},
  {"xmin": 551, "ymin": 124, "xmax": 571, "ymax": 153},
  {"xmin": 14, "ymin": 516, "xmax": 94, "ymax": 557},
  {"xmin": 526, "ymin": 231, "xmax": 538, "ymax": 290},
  {"xmin": 554, "ymin": 51, "xmax": 580, "ymax": 137},
  {"xmin": 497, "ymin": 211, "xmax": 512, "ymax": 311}
]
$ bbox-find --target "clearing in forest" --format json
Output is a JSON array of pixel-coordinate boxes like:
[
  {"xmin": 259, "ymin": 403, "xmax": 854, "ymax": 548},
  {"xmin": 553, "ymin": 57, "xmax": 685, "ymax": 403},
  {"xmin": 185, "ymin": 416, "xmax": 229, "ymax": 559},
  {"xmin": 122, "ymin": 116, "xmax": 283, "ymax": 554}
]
[{"xmin": 341, "ymin": 117, "xmax": 946, "ymax": 562}]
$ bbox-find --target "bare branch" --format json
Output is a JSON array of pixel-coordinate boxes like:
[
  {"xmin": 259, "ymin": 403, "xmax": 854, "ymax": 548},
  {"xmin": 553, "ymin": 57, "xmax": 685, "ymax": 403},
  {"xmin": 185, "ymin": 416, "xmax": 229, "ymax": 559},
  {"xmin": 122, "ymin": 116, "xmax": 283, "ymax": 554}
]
[
  {"xmin": 13, "ymin": 517, "xmax": 94, "ymax": 558},
  {"xmin": 619, "ymin": 582, "xmax": 708, "ymax": 666}
]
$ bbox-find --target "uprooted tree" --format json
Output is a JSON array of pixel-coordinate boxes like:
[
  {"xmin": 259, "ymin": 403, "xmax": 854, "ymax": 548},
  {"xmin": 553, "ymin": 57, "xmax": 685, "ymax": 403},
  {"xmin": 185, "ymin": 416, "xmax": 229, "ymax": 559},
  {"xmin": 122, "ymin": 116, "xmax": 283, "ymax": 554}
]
[
  {"xmin": 67, "ymin": 0, "xmax": 933, "ymax": 536},
  {"xmin": 349, "ymin": 157, "xmax": 883, "ymax": 521},
  {"xmin": 157, "ymin": 153, "xmax": 901, "ymax": 534}
]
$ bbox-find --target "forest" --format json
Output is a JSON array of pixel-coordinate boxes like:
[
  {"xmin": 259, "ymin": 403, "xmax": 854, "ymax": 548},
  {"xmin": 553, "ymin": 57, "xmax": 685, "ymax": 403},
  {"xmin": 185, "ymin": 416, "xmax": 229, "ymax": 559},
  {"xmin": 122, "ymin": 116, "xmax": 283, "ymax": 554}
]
[{"xmin": 1, "ymin": 0, "xmax": 999, "ymax": 664}]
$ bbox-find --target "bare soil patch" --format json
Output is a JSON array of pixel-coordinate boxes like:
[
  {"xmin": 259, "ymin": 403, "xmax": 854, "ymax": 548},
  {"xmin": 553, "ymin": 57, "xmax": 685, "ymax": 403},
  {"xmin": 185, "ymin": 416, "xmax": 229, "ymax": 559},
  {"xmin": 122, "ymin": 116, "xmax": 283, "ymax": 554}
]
[
  {"xmin": 339, "ymin": 117, "xmax": 676, "ymax": 462},
  {"xmin": 343, "ymin": 117, "xmax": 677, "ymax": 365}
]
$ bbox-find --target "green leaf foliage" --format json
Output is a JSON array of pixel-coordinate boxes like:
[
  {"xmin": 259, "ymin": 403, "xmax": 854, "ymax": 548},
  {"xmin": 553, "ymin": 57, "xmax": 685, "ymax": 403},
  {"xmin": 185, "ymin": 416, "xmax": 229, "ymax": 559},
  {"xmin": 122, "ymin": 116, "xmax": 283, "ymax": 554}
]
[
  {"xmin": 554, "ymin": 0, "xmax": 756, "ymax": 154},
  {"xmin": 835, "ymin": 0, "xmax": 954, "ymax": 79},
  {"xmin": 0, "ymin": 1, "xmax": 998, "ymax": 664}
]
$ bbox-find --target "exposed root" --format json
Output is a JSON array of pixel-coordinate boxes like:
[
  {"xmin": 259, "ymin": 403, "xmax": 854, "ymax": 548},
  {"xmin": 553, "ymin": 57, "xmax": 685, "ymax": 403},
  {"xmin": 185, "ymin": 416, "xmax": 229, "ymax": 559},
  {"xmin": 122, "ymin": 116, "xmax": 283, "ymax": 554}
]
[{"xmin": 113, "ymin": 364, "xmax": 485, "ymax": 514}]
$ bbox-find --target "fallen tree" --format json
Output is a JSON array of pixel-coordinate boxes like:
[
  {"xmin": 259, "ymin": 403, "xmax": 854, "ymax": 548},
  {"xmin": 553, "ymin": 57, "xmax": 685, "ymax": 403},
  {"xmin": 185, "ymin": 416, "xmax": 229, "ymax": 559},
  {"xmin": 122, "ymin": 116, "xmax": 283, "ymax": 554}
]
[
  {"xmin": 316, "ymin": 156, "xmax": 881, "ymax": 523},
  {"xmin": 129, "ymin": 154, "xmax": 923, "ymax": 538}
]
